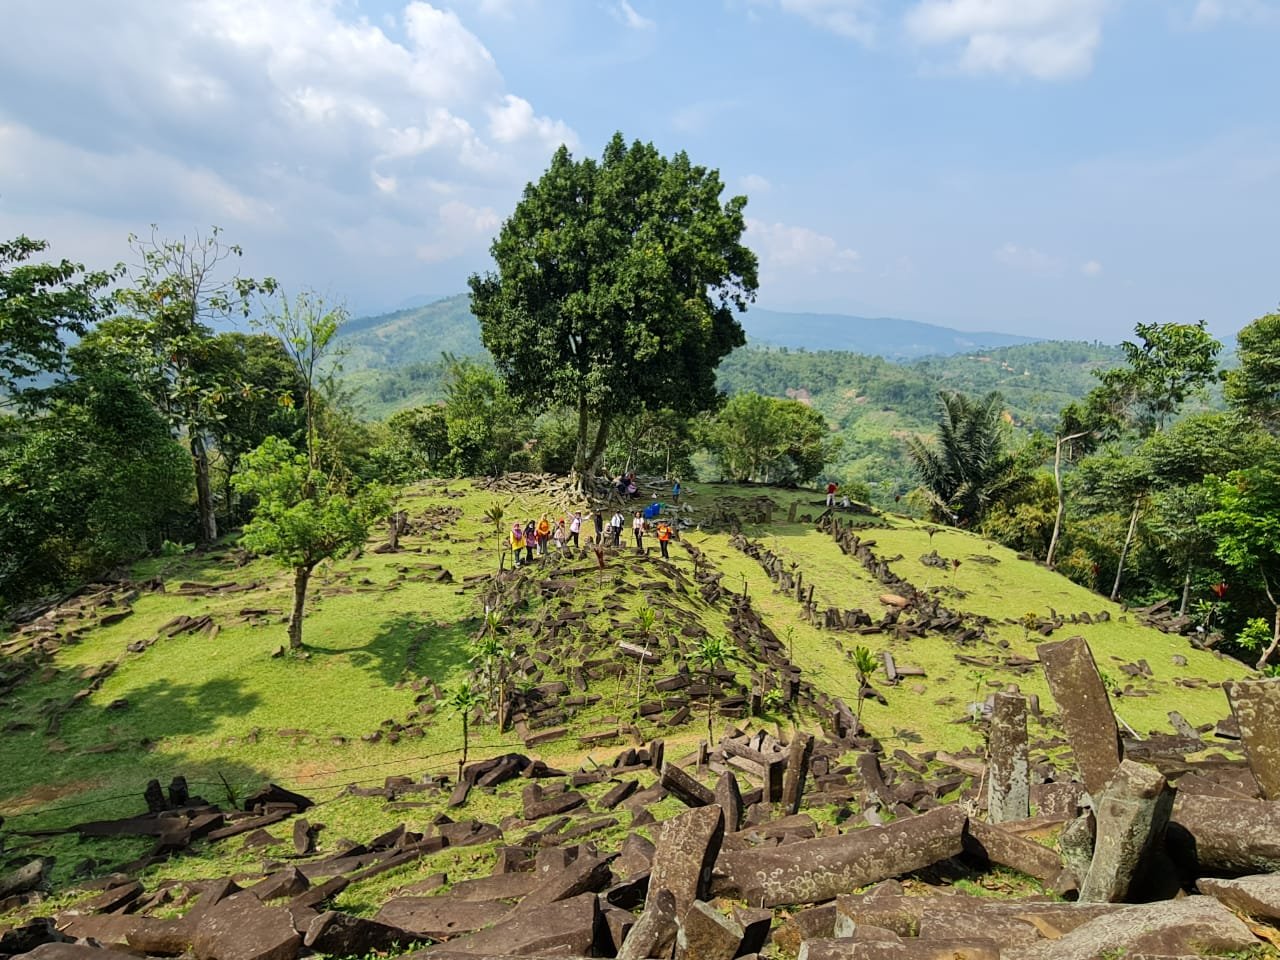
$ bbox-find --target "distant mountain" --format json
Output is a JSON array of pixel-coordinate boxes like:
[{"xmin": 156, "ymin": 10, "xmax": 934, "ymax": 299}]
[
  {"xmin": 741, "ymin": 307, "xmax": 1037, "ymax": 359},
  {"xmin": 340, "ymin": 295, "xmax": 1039, "ymax": 368},
  {"xmin": 338, "ymin": 294, "xmax": 484, "ymax": 367}
]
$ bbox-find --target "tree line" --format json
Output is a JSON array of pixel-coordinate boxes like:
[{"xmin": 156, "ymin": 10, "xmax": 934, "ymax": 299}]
[{"xmin": 905, "ymin": 314, "xmax": 1280, "ymax": 669}]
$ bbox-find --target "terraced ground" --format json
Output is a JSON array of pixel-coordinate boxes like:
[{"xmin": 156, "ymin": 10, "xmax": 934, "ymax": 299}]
[{"xmin": 0, "ymin": 477, "xmax": 1252, "ymax": 927}]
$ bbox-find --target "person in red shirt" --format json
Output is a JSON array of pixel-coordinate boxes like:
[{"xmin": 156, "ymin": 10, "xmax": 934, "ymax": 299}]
[{"xmin": 826, "ymin": 481, "xmax": 838, "ymax": 507}]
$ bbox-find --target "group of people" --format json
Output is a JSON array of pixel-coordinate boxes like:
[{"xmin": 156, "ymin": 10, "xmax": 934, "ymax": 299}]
[
  {"xmin": 508, "ymin": 486, "xmax": 680, "ymax": 566},
  {"xmin": 509, "ymin": 512, "xmax": 582, "ymax": 565}
]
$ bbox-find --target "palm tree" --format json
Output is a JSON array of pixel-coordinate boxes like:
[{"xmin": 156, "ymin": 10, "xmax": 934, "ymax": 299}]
[
  {"xmin": 905, "ymin": 391, "xmax": 1032, "ymax": 527},
  {"xmin": 690, "ymin": 635, "xmax": 737, "ymax": 745},
  {"xmin": 445, "ymin": 680, "xmax": 485, "ymax": 782},
  {"xmin": 853, "ymin": 645, "xmax": 877, "ymax": 728}
]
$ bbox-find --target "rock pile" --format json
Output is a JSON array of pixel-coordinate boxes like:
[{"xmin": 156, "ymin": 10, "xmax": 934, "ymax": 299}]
[{"xmin": 9, "ymin": 645, "xmax": 1280, "ymax": 960}]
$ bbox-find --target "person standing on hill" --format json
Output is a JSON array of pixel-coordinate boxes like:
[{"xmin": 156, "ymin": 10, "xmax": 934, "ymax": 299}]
[
  {"xmin": 657, "ymin": 520, "xmax": 671, "ymax": 559},
  {"xmin": 536, "ymin": 514, "xmax": 551, "ymax": 555},
  {"xmin": 523, "ymin": 519, "xmax": 536, "ymax": 564},
  {"xmin": 632, "ymin": 511, "xmax": 645, "ymax": 550},
  {"xmin": 594, "ymin": 509, "xmax": 605, "ymax": 544},
  {"xmin": 826, "ymin": 481, "xmax": 838, "ymax": 507},
  {"xmin": 610, "ymin": 510, "xmax": 624, "ymax": 547},
  {"xmin": 553, "ymin": 518, "xmax": 566, "ymax": 551},
  {"xmin": 569, "ymin": 511, "xmax": 582, "ymax": 548},
  {"xmin": 510, "ymin": 522, "xmax": 525, "ymax": 567},
  {"xmin": 672, "ymin": 478, "xmax": 681, "ymax": 504}
]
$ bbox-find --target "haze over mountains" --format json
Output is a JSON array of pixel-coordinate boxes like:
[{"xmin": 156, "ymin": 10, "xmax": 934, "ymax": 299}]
[{"xmin": 339, "ymin": 294, "xmax": 1040, "ymax": 370}]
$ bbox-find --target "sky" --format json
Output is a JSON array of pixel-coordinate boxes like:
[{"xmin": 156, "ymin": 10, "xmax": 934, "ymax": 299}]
[{"xmin": 1, "ymin": 0, "xmax": 1277, "ymax": 342}]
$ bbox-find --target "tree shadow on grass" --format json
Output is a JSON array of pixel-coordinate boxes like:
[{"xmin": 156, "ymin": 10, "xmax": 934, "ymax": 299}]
[{"xmin": 311, "ymin": 613, "xmax": 476, "ymax": 688}]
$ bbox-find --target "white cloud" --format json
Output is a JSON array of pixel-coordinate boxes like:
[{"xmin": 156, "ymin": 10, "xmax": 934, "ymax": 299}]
[
  {"xmin": 905, "ymin": 0, "xmax": 1108, "ymax": 79},
  {"xmin": 487, "ymin": 95, "xmax": 578, "ymax": 151},
  {"xmin": 1081, "ymin": 259, "xmax": 1104, "ymax": 277},
  {"xmin": 743, "ymin": 0, "xmax": 878, "ymax": 43},
  {"xmin": 415, "ymin": 200, "xmax": 501, "ymax": 262},
  {"xmin": 0, "ymin": 0, "xmax": 576, "ymax": 302},
  {"xmin": 747, "ymin": 218, "xmax": 861, "ymax": 275},
  {"xmin": 994, "ymin": 242, "xmax": 1063, "ymax": 275},
  {"xmin": 739, "ymin": 173, "xmax": 773, "ymax": 193},
  {"xmin": 1191, "ymin": 0, "xmax": 1280, "ymax": 25},
  {"xmin": 615, "ymin": 1, "xmax": 656, "ymax": 30}
]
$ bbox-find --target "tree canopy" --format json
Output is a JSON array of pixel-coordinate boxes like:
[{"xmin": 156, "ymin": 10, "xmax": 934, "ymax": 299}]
[
  {"xmin": 905, "ymin": 391, "xmax": 1034, "ymax": 527},
  {"xmin": 0, "ymin": 236, "xmax": 120, "ymax": 398},
  {"xmin": 469, "ymin": 133, "xmax": 758, "ymax": 479}
]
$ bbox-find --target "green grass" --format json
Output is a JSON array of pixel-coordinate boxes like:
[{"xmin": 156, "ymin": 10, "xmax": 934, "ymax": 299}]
[{"xmin": 0, "ymin": 476, "xmax": 1256, "ymax": 916}]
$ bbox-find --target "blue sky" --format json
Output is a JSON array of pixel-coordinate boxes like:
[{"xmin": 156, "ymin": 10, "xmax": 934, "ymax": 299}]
[{"xmin": 1, "ymin": 0, "xmax": 1276, "ymax": 341}]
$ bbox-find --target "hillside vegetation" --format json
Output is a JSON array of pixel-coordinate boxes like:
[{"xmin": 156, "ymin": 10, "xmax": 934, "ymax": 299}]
[
  {"xmin": 0, "ymin": 478, "xmax": 1248, "ymax": 909},
  {"xmin": 334, "ymin": 297, "xmax": 1125, "ymax": 494}
]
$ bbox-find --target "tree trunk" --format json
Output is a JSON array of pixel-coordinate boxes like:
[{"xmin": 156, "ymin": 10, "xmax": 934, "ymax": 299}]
[
  {"xmin": 1047, "ymin": 438, "xmax": 1067, "ymax": 568},
  {"xmin": 222, "ymin": 462, "xmax": 235, "ymax": 529},
  {"xmin": 573, "ymin": 395, "xmax": 591, "ymax": 477},
  {"xmin": 1178, "ymin": 567, "xmax": 1192, "ymax": 617},
  {"xmin": 287, "ymin": 565, "xmax": 312, "ymax": 650},
  {"xmin": 1256, "ymin": 606, "xmax": 1280, "ymax": 672},
  {"xmin": 192, "ymin": 434, "xmax": 218, "ymax": 545},
  {"xmin": 1110, "ymin": 497, "xmax": 1142, "ymax": 602}
]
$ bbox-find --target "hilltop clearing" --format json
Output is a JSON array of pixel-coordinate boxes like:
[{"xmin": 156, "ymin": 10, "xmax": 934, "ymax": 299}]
[{"xmin": 0, "ymin": 477, "xmax": 1267, "ymax": 959}]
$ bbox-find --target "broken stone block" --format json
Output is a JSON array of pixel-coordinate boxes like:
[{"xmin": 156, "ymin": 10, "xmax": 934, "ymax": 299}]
[
  {"xmin": 800, "ymin": 938, "xmax": 1000, "ymax": 959},
  {"xmin": 783, "ymin": 732, "xmax": 815, "ymax": 816},
  {"xmin": 423, "ymin": 890, "xmax": 599, "ymax": 956},
  {"xmin": 646, "ymin": 803, "xmax": 725, "ymax": 920},
  {"xmin": 999, "ymin": 896, "xmax": 1256, "ymax": 960},
  {"xmin": 675, "ymin": 900, "xmax": 743, "ymax": 960},
  {"xmin": 962, "ymin": 819, "xmax": 1067, "ymax": 887},
  {"xmin": 1079, "ymin": 760, "xmax": 1173, "ymax": 903},
  {"xmin": 733, "ymin": 905, "xmax": 773, "ymax": 955},
  {"xmin": 302, "ymin": 911, "xmax": 413, "ymax": 955},
  {"xmin": 192, "ymin": 892, "xmax": 302, "ymax": 960},
  {"xmin": 1225, "ymin": 679, "xmax": 1280, "ymax": 800},
  {"xmin": 518, "ymin": 855, "xmax": 611, "ymax": 908},
  {"xmin": 619, "ymin": 888, "xmax": 678, "ymax": 960},
  {"xmin": 987, "ymin": 693, "xmax": 1030, "ymax": 823},
  {"xmin": 1037, "ymin": 637, "xmax": 1121, "ymax": 797},
  {"xmin": 714, "ymin": 770, "xmax": 744, "ymax": 832},
  {"xmin": 374, "ymin": 896, "xmax": 508, "ymax": 939},
  {"xmin": 661, "ymin": 762, "xmax": 716, "ymax": 807},
  {"xmin": 1199, "ymin": 873, "xmax": 1280, "ymax": 923},
  {"xmin": 1169, "ymin": 793, "xmax": 1280, "ymax": 875},
  {"xmin": 714, "ymin": 805, "xmax": 967, "ymax": 907}
]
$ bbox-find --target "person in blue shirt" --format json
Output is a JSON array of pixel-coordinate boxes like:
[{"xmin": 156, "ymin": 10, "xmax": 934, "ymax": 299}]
[{"xmin": 672, "ymin": 478, "xmax": 681, "ymax": 503}]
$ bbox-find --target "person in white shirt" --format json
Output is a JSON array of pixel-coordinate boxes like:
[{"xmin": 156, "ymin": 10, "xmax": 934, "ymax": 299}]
[
  {"xmin": 569, "ymin": 511, "xmax": 582, "ymax": 548},
  {"xmin": 610, "ymin": 511, "xmax": 624, "ymax": 548},
  {"xmin": 632, "ymin": 511, "xmax": 645, "ymax": 550}
]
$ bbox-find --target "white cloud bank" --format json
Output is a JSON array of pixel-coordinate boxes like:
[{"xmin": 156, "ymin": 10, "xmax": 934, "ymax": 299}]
[
  {"xmin": 0, "ymin": 0, "xmax": 576, "ymax": 294},
  {"xmin": 905, "ymin": 0, "xmax": 1108, "ymax": 79}
]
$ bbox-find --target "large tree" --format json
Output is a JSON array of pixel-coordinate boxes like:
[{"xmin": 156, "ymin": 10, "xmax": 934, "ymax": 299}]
[
  {"xmin": 1201, "ymin": 461, "xmax": 1280, "ymax": 669},
  {"xmin": 701, "ymin": 392, "xmax": 838, "ymax": 484},
  {"xmin": 87, "ymin": 227, "xmax": 274, "ymax": 544},
  {"xmin": 469, "ymin": 133, "xmax": 758, "ymax": 481},
  {"xmin": 0, "ymin": 236, "xmax": 119, "ymax": 399},
  {"xmin": 1225, "ymin": 309, "xmax": 1280, "ymax": 431}
]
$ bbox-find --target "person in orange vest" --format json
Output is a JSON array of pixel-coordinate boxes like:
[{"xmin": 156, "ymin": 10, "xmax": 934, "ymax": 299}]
[
  {"xmin": 656, "ymin": 520, "xmax": 672, "ymax": 559},
  {"xmin": 536, "ymin": 514, "xmax": 552, "ymax": 555}
]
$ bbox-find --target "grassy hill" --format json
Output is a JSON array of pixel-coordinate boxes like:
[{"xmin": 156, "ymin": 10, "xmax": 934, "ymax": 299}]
[
  {"xmin": 742, "ymin": 307, "xmax": 1037, "ymax": 358},
  {"xmin": 0, "ymin": 478, "xmax": 1250, "ymax": 916}
]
